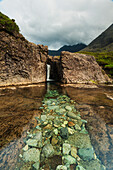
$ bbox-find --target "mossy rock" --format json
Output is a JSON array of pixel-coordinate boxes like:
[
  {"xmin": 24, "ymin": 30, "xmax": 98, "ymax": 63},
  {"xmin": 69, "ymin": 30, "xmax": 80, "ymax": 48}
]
[{"xmin": 0, "ymin": 12, "xmax": 19, "ymax": 34}]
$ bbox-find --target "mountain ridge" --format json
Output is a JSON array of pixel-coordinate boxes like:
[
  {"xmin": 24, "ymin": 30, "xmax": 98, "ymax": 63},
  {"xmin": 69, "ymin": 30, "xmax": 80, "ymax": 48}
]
[
  {"xmin": 82, "ymin": 24, "xmax": 113, "ymax": 52},
  {"xmin": 49, "ymin": 43, "xmax": 87, "ymax": 56}
]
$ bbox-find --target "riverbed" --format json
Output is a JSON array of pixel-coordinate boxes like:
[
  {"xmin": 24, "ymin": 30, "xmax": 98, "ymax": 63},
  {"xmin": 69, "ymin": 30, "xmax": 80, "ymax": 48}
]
[{"xmin": 0, "ymin": 82, "xmax": 113, "ymax": 170}]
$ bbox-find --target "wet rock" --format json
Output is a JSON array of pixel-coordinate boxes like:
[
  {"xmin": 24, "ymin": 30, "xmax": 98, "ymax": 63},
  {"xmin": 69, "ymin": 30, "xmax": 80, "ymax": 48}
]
[
  {"xmin": 34, "ymin": 131, "xmax": 42, "ymax": 141},
  {"xmin": 19, "ymin": 154, "xmax": 23, "ymax": 158},
  {"xmin": 56, "ymin": 165, "xmax": 67, "ymax": 170},
  {"xmin": 64, "ymin": 121, "xmax": 68, "ymax": 125},
  {"xmin": 65, "ymin": 106, "xmax": 72, "ymax": 111},
  {"xmin": 23, "ymin": 144, "xmax": 29, "ymax": 152},
  {"xmin": 68, "ymin": 127, "xmax": 75, "ymax": 135},
  {"xmin": 75, "ymin": 124, "xmax": 81, "ymax": 131},
  {"xmin": 68, "ymin": 121, "xmax": 75, "ymax": 127},
  {"xmin": 68, "ymin": 132, "xmax": 92, "ymax": 148},
  {"xmin": 33, "ymin": 162, "xmax": 39, "ymax": 170},
  {"xmin": 43, "ymin": 124, "xmax": 52, "ymax": 130},
  {"xmin": 48, "ymin": 105, "xmax": 59, "ymax": 111},
  {"xmin": 41, "ymin": 115, "xmax": 47, "ymax": 121},
  {"xmin": 42, "ymin": 144, "xmax": 54, "ymax": 158},
  {"xmin": 80, "ymin": 128, "xmax": 88, "ymax": 134},
  {"xmin": 76, "ymin": 165, "xmax": 86, "ymax": 170},
  {"xmin": 63, "ymin": 155, "xmax": 76, "ymax": 165},
  {"xmin": 26, "ymin": 139, "xmax": 38, "ymax": 147},
  {"xmin": 71, "ymin": 146, "xmax": 77, "ymax": 158},
  {"xmin": 36, "ymin": 126, "xmax": 41, "ymax": 130},
  {"xmin": 60, "ymin": 127, "xmax": 69, "ymax": 139},
  {"xmin": 78, "ymin": 148, "xmax": 94, "ymax": 161},
  {"xmin": 23, "ymin": 148, "xmax": 40, "ymax": 162},
  {"xmin": 67, "ymin": 112, "xmax": 80, "ymax": 119},
  {"xmin": 51, "ymin": 136, "xmax": 58, "ymax": 145},
  {"xmin": 53, "ymin": 128, "xmax": 59, "ymax": 135},
  {"xmin": 63, "ymin": 143, "xmax": 71, "ymax": 155},
  {"xmin": 59, "ymin": 108, "xmax": 66, "ymax": 114},
  {"xmin": 60, "ymin": 51, "xmax": 111, "ymax": 84},
  {"xmin": 79, "ymin": 159, "xmax": 106, "ymax": 170}
]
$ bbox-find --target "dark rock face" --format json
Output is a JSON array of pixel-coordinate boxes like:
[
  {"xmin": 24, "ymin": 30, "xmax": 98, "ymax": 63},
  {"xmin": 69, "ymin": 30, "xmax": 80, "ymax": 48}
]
[
  {"xmin": 60, "ymin": 51, "xmax": 111, "ymax": 84},
  {"xmin": 0, "ymin": 31, "xmax": 48, "ymax": 86},
  {"xmin": 47, "ymin": 55, "xmax": 62, "ymax": 81}
]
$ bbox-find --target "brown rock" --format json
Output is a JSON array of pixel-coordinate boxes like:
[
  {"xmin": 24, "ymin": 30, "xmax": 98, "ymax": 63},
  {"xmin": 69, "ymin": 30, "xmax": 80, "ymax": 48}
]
[
  {"xmin": 60, "ymin": 51, "xmax": 111, "ymax": 84},
  {"xmin": 51, "ymin": 136, "xmax": 58, "ymax": 145},
  {"xmin": 68, "ymin": 121, "xmax": 75, "ymax": 127},
  {"xmin": 43, "ymin": 124, "xmax": 52, "ymax": 130},
  {"xmin": 0, "ymin": 29, "xmax": 48, "ymax": 86}
]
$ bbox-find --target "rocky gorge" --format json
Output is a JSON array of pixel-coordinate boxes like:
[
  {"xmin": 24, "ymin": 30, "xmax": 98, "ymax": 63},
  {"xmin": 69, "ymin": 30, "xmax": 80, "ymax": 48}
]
[
  {"xmin": 0, "ymin": 12, "xmax": 112, "ymax": 86},
  {"xmin": 0, "ymin": 12, "xmax": 113, "ymax": 170}
]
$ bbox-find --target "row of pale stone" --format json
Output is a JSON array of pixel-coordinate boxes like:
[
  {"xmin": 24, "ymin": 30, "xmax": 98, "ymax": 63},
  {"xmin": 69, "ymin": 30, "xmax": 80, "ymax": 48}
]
[{"xmin": 19, "ymin": 91, "xmax": 106, "ymax": 170}]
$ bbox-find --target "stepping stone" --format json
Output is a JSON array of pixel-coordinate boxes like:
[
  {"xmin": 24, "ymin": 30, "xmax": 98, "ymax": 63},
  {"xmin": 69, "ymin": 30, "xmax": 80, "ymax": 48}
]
[{"xmin": 23, "ymin": 148, "xmax": 40, "ymax": 162}]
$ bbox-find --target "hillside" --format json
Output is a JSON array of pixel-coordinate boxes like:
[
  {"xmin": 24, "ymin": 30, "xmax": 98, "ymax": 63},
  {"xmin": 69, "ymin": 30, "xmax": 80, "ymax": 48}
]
[
  {"xmin": 0, "ymin": 12, "xmax": 19, "ymax": 35},
  {"xmin": 82, "ymin": 24, "xmax": 113, "ymax": 52},
  {"xmin": 49, "ymin": 43, "xmax": 87, "ymax": 56},
  {"xmin": 80, "ymin": 24, "xmax": 113, "ymax": 79}
]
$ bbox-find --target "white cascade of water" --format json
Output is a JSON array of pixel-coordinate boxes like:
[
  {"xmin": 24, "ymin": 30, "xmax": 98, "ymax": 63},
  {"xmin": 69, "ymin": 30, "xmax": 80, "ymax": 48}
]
[{"xmin": 47, "ymin": 64, "xmax": 51, "ymax": 81}]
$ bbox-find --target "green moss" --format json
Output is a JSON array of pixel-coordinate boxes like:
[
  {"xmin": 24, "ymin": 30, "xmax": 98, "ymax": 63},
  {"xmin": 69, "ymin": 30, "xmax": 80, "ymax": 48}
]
[
  {"xmin": 0, "ymin": 12, "xmax": 19, "ymax": 34},
  {"xmin": 79, "ymin": 51, "xmax": 113, "ymax": 78}
]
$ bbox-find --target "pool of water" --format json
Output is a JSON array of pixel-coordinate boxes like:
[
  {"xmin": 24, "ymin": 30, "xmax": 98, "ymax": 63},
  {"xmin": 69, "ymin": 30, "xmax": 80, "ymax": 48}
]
[{"xmin": 0, "ymin": 82, "xmax": 113, "ymax": 170}]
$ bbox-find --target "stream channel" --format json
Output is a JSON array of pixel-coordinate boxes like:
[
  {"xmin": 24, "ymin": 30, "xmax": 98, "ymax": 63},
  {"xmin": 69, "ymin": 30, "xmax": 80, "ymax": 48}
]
[{"xmin": 0, "ymin": 82, "xmax": 113, "ymax": 170}]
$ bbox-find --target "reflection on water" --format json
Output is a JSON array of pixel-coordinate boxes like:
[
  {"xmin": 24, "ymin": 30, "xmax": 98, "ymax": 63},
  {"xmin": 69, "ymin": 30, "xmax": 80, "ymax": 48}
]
[{"xmin": 0, "ymin": 83, "xmax": 113, "ymax": 169}]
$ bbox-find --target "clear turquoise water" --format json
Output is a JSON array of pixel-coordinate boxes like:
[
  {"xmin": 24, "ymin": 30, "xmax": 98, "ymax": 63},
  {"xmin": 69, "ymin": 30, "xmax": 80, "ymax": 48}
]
[{"xmin": 0, "ymin": 82, "xmax": 113, "ymax": 169}]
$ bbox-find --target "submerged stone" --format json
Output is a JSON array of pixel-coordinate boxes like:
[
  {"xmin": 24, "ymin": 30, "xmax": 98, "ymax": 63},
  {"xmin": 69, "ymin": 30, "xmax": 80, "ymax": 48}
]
[
  {"xmin": 41, "ymin": 115, "xmax": 47, "ymax": 121},
  {"xmin": 67, "ymin": 112, "xmax": 80, "ymax": 119},
  {"xmin": 75, "ymin": 124, "xmax": 81, "ymax": 131},
  {"xmin": 79, "ymin": 159, "xmax": 106, "ymax": 170},
  {"xmin": 63, "ymin": 155, "xmax": 76, "ymax": 165},
  {"xmin": 34, "ymin": 131, "xmax": 42, "ymax": 141},
  {"xmin": 71, "ymin": 146, "xmax": 78, "ymax": 158},
  {"xmin": 67, "ymin": 132, "xmax": 92, "ymax": 148},
  {"xmin": 78, "ymin": 148, "xmax": 94, "ymax": 161},
  {"xmin": 23, "ymin": 148, "xmax": 40, "ymax": 162},
  {"xmin": 76, "ymin": 165, "xmax": 86, "ymax": 170},
  {"xmin": 42, "ymin": 144, "xmax": 54, "ymax": 158},
  {"xmin": 56, "ymin": 165, "xmax": 67, "ymax": 170},
  {"xmin": 68, "ymin": 127, "xmax": 75, "ymax": 135},
  {"xmin": 23, "ymin": 144, "xmax": 29, "ymax": 152},
  {"xmin": 26, "ymin": 139, "xmax": 38, "ymax": 147},
  {"xmin": 33, "ymin": 162, "xmax": 40, "ymax": 170},
  {"xmin": 65, "ymin": 106, "xmax": 72, "ymax": 111},
  {"xmin": 63, "ymin": 143, "xmax": 71, "ymax": 155},
  {"xmin": 60, "ymin": 127, "xmax": 69, "ymax": 139}
]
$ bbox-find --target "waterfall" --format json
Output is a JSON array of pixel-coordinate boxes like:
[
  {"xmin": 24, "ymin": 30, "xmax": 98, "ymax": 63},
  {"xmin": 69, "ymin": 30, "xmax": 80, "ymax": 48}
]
[{"xmin": 47, "ymin": 64, "xmax": 51, "ymax": 81}]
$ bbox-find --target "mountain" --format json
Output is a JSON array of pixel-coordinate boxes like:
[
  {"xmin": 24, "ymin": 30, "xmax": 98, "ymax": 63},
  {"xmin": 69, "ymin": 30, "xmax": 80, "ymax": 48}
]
[
  {"xmin": 80, "ymin": 24, "xmax": 113, "ymax": 79},
  {"xmin": 82, "ymin": 24, "xmax": 113, "ymax": 52},
  {"xmin": 49, "ymin": 43, "xmax": 87, "ymax": 56}
]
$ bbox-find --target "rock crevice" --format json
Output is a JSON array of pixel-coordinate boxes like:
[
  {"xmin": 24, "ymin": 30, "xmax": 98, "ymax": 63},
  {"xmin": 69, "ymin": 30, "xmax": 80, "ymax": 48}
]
[{"xmin": 48, "ymin": 51, "xmax": 111, "ymax": 84}]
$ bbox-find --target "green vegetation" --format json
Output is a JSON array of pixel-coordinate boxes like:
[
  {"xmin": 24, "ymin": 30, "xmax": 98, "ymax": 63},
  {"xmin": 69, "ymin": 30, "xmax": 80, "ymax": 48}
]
[
  {"xmin": 79, "ymin": 51, "xmax": 113, "ymax": 78},
  {"xmin": 0, "ymin": 12, "xmax": 19, "ymax": 34}
]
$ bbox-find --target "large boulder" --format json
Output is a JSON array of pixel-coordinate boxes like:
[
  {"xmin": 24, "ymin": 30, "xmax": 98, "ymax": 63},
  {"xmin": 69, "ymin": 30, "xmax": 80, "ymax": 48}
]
[
  {"xmin": 60, "ymin": 51, "xmax": 111, "ymax": 84},
  {"xmin": 0, "ymin": 12, "xmax": 48, "ymax": 87}
]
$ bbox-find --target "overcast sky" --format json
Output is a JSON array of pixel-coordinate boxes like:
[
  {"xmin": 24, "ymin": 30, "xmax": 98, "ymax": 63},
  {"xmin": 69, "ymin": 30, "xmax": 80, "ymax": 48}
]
[{"xmin": 0, "ymin": 0, "xmax": 113, "ymax": 49}]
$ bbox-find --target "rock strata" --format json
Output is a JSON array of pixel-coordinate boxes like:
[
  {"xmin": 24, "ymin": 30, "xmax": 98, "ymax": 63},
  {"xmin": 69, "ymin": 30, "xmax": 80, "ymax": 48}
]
[
  {"xmin": 60, "ymin": 51, "xmax": 111, "ymax": 84},
  {"xmin": 0, "ymin": 13, "xmax": 48, "ymax": 86}
]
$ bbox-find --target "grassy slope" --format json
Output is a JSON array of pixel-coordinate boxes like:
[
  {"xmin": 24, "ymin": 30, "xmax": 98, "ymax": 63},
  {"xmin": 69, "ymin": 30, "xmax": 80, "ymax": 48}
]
[
  {"xmin": 0, "ymin": 12, "xmax": 19, "ymax": 34},
  {"xmin": 79, "ymin": 51, "xmax": 113, "ymax": 78}
]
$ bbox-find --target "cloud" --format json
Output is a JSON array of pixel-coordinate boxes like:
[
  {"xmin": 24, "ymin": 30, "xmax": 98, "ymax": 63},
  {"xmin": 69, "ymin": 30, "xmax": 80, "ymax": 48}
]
[{"xmin": 0, "ymin": 0, "xmax": 113, "ymax": 49}]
